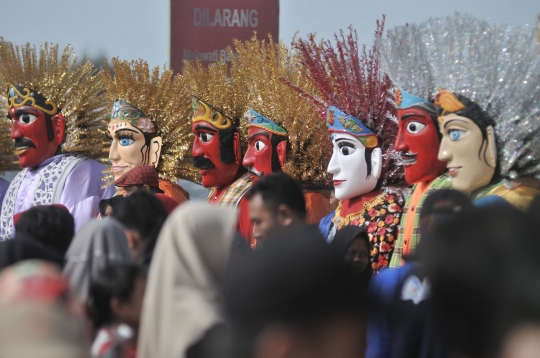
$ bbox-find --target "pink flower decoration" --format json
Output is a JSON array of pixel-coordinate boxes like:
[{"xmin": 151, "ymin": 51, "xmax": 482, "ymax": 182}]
[{"xmin": 137, "ymin": 117, "xmax": 155, "ymax": 133}]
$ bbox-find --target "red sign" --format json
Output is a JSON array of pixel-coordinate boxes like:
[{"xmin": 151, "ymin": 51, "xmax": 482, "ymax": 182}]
[{"xmin": 170, "ymin": 0, "xmax": 280, "ymax": 72}]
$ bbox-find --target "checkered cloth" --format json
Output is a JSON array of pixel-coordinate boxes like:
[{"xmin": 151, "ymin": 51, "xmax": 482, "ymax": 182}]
[
  {"xmin": 389, "ymin": 174, "xmax": 452, "ymax": 268},
  {"xmin": 114, "ymin": 166, "xmax": 160, "ymax": 188},
  {"xmin": 207, "ymin": 173, "xmax": 252, "ymax": 208}
]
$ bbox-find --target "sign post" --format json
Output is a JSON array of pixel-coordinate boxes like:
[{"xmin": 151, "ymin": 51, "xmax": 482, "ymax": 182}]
[{"xmin": 170, "ymin": 0, "xmax": 279, "ymax": 71}]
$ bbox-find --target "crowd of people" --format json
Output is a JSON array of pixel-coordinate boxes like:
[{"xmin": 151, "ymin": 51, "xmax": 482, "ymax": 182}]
[
  {"xmin": 2, "ymin": 174, "xmax": 540, "ymax": 358},
  {"xmin": 0, "ymin": 11, "xmax": 540, "ymax": 358}
]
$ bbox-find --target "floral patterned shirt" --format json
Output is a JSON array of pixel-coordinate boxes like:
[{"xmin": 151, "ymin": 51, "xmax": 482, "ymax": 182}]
[{"xmin": 323, "ymin": 191, "xmax": 404, "ymax": 274}]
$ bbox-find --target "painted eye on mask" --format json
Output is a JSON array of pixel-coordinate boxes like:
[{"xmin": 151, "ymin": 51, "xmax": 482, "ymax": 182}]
[
  {"xmin": 448, "ymin": 129, "xmax": 466, "ymax": 141},
  {"xmin": 18, "ymin": 113, "xmax": 38, "ymax": 124},
  {"xmin": 337, "ymin": 142, "xmax": 357, "ymax": 156},
  {"xmin": 406, "ymin": 121, "xmax": 426, "ymax": 134},
  {"xmin": 254, "ymin": 140, "xmax": 266, "ymax": 151},
  {"xmin": 199, "ymin": 132, "xmax": 214, "ymax": 143},
  {"xmin": 119, "ymin": 138, "xmax": 135, "ymax": 146}
]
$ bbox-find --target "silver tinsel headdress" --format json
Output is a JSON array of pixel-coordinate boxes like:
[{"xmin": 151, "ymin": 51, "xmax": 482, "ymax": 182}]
[
  {"xmin": 376, "ymin": 22, "xmax": 435, "ymax": 103},
  {"xmin": 416, "ymin": 13, "xmax": 540, "ymax": 179}
]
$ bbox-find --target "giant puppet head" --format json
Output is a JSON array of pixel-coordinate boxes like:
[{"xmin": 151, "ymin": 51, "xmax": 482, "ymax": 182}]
[
  {"xmin": 394, "ymin": 90, "xmax": 447, "ymax": 184},
  {"xmin": 101, "ymin": 58, "xmax": 196, "ymax": 184},
  {"xmin": 435, "ymin": 90, "xmax": 497, "ymax": 193},
  {"xmin": 184, "ymin": 60, "xmax": 249, "ymax": 189},
  {"xmin": 416, "ymin": 14, "xmax": 540, "ymax": 192},
  {"xmin": 326, "ymin": 107, "xmax": 382, "ymax": 200},
  {"xmin": 0, "ymin": 41, "xmax": 108, "ymax": 169},
  {"xmin": 289, "ymin": 21, "xmax": 405, "ymax": 201},
  {"xmin": 376, "ymin": 21, "xmax": 448, "ymax": 185},
  {"xmin": 230, "ymin": 35, "xmax": 330, "ymax": 186},
  {"xmin": 242, "ymin": 109, "xmax": 287, "ymax": 182},
  {"xmin": 191, "ymin": 97, "xmax": 242, "ymax": 188}
]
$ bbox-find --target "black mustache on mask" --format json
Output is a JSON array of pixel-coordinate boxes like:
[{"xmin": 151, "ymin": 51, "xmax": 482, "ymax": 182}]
[
  {"xmin": 14, "ymin": 138, "xmax": 36, "ymax": 149},
  {"xmin": 193, "ymin": 156, "xmax": 215, "ymax": 170}
]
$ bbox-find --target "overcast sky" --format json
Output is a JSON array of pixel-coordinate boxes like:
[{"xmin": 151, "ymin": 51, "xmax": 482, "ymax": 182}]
[
  {"xmin": 1, "ymin": 0, "xmax": 538, "ymax": 198},
  {"xmin": 2, "ymin": 0, "xmax": 538, "ymax": 67}
]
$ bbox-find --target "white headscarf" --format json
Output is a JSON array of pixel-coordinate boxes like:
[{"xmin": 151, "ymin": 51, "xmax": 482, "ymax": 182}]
[
  {"xmin": 63, "ymin": 219, "xmax": 134, "ymax": 301},
  {"xmin": 137, "ymin": 202, "xmax": 236, "ymax": 358}
]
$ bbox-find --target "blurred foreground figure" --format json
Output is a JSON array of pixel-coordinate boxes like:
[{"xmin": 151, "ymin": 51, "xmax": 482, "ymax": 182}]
[
  {"xmin": 111, "ymin": 191, "xmax": 168, "ymax": 267},
  {"xmin": 64, "ymin": 219, "xmax": 134, "ymax": 301},
  {"xmin": 15, "ymin": 204, "xmax": 74, "ymax": 254},
  {"xmin": 0, "ymin": 260, "xmax": 88, "ymax": 358},
  {"xmin": 225, "ymin": 229, "xmax": 369, "ymax": 358},
  {"xmin": 89, "ymin": 264, "xmax": 147, "ymax": 358},
  {"xmin": 246, "ymin": 173, "xmax": 307, "ymax": 248},
  {"xmin": 367, "ymin": 189, "xmax": 472, "ymax": 358},
  {"xmin": 417, "ymin": 200, "xmax": 540, "ymax": 357},
  {"xmin": 138, "ymin": 202, "xmax": 236, "ymax": 358}
]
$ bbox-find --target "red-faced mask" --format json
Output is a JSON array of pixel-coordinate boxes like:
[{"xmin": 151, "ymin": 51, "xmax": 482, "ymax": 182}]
[
  {"xmin": 192, "ymin": 121, "xmax": 241, "ymax": 188},
  {"xmin": 394, "ymin": 107, "xmax": 447, "ymax": 184},
  {"xmin": 9, "ymin": 106, "xmax": 65, "ymax": 168},
  {"xmin": 242, "ymin": 127, "xmax": 286, "ymax": 183}
]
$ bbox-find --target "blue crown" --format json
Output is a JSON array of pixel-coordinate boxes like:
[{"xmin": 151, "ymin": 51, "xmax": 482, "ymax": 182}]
[
  {"xmin": 326, "ymin": 106, "xmax": 378, "ymax": 148},
  {"xmin": 394, "ymin": 88, "xmax": 430, "ymax": 109},
  {"xmin": 244, "ymin": 109, "xmax": 287, "ymax": 136}
]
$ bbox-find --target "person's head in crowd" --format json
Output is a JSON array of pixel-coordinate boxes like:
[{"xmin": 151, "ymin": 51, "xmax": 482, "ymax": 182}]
[
  {"xmin": 0, "ymin": 238, "xmax": 65, "ymax": 270},
  {"xmin": 88, "ymin": 264, "xmax": 147, "ymax": 356},
  {"xmin": 225, "ymin": 229, "xmax": 368, "ymax": 358},
  {"xmin": 137, "ymin": 202, "xmax": 236, "ymax": 358},
  {"xmin": 417, "ymin": 204, "xmax": 540, "ymax": 358},
  {"xmin": 328, "ymin": 183, "xmax": 339, "ymax": 210},
  {"xmin": 114, "ymin": 165, "xmax": 164, "ymax": 197},
  {"xmin": 331, "ymin": 226, "xmax": 371, "ymax": 281},
  {"xmin": 63, "ymin": 219, "xmax": 134, "ymax": 302},
  {"xmin": 99, "ymin": 196, "xmax": 125, "ymax": 218},
  {"xmin": 111, "ymin": 191, "xmax": 168, "ymax": 265},
  {"xmin": 0, "ymin": 260, "xmax": 88, "ymax": 358},
  {"xmin": 14, "ymin": 204, "xmax": 74, "ymax": 255},
  {"xmin": 246, "ymin": 173, "xmax": 307, "ymax": 245}
]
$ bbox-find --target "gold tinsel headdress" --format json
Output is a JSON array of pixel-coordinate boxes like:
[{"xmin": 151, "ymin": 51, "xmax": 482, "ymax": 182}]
[
  {"xmin": 229, "ymin": 35, "xmax": 331, "ymax": 185},
  {"xmin": 183, "ymin": 59, "xmax": 249, "ymax": 148},
  {"xmin": 0, "ymin": 95, "xmax": 19, "ymax": 172},
  {"xmin": 101, "ymin": 58, "xmax": 197, "ymax": 183},
  {"xmin": 0, "ymin": 39, "xmax": 109, "ymax": 161}
]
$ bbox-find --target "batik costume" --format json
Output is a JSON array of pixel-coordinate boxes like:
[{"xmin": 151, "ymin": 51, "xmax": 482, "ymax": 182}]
[
  {"xmin": 101, "ymin": 59, "xmax": 196, "ymax": 203},
  {"xmin": 289, "ymin": 23, "xmax": 407, "ymax": 273},
  {"xmin": 419, "ymin": 13, "xmax": 540, "ymax": 209},
  {"xmin": 229, "ymin": 35, "xmax": 333, "ymax": 230},
  {"xmin": 0, "ymin": 40, "xmax": 114, "ymax": 239},
  {"xmin": 183, "ymin": 61, "xmax": 253, "ymax": 242}
]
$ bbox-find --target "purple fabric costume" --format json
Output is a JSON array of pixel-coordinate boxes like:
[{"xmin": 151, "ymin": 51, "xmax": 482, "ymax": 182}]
[{"xmin": 0, "ymin": 154, "xmax": 115, "ymax": 240}]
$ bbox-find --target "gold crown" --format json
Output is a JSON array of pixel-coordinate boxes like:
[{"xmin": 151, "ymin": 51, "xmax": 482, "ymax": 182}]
[
  {"xmin": 7, "ymin": 84, "xmax": 58, "ymax": 115},
  {"xmin": 435, "ymin": 88, "xmax": 466, "ymax": 124},
  {"xmin": 0, "ymin": 39, "xmax": 109, "ymax": 161},
  {"xmin": 191, "ymin": 96, "xmax": 232, "ymax": 130},
  {"xmin": 183, "ymin": 59, "xmax": 249, "ymax": 149}
]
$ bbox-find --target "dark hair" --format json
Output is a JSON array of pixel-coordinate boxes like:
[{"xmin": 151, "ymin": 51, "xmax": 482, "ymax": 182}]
[
  {"xmin": 140, "ymin": 131, "xmax": 161, "ymax": 166},
  {"xmin": 130, "ymin": 185, "xmax": 164, "ymax": 194},
  {"xmin": 88, "ymin": 264, "xmax": 146, "ymax": 328},
  {"xmin": 99, "ymin": 196, "xmax": 125, "ymax": 217},
  {"xmin": 225, "ymin": 230, "xmax": 369, "ymax": 358},
  {"xmin": 111, "ymin": 191, "xmax": 168, "ymax": 267},
  {"xmin": 245, "ymin": 173, "xmax": 307, "ymax": 221},
  {"xmin": 218, "ymin": 127, "xmax": 237, "ymax": 164},
  {"xmin": 364, "ymin": 148, "xmax": 374, "ymax": 178},
  {"xmin": 15, "ymin": 206, "xmax": 74, "ymax": 255},
  {"xmin": 270, "ymin": 134, "xmax": 287, "ymax": 173},
  {"xmin": 417, "ymin": 205, "xmax": 540, "ymax": 357}
]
